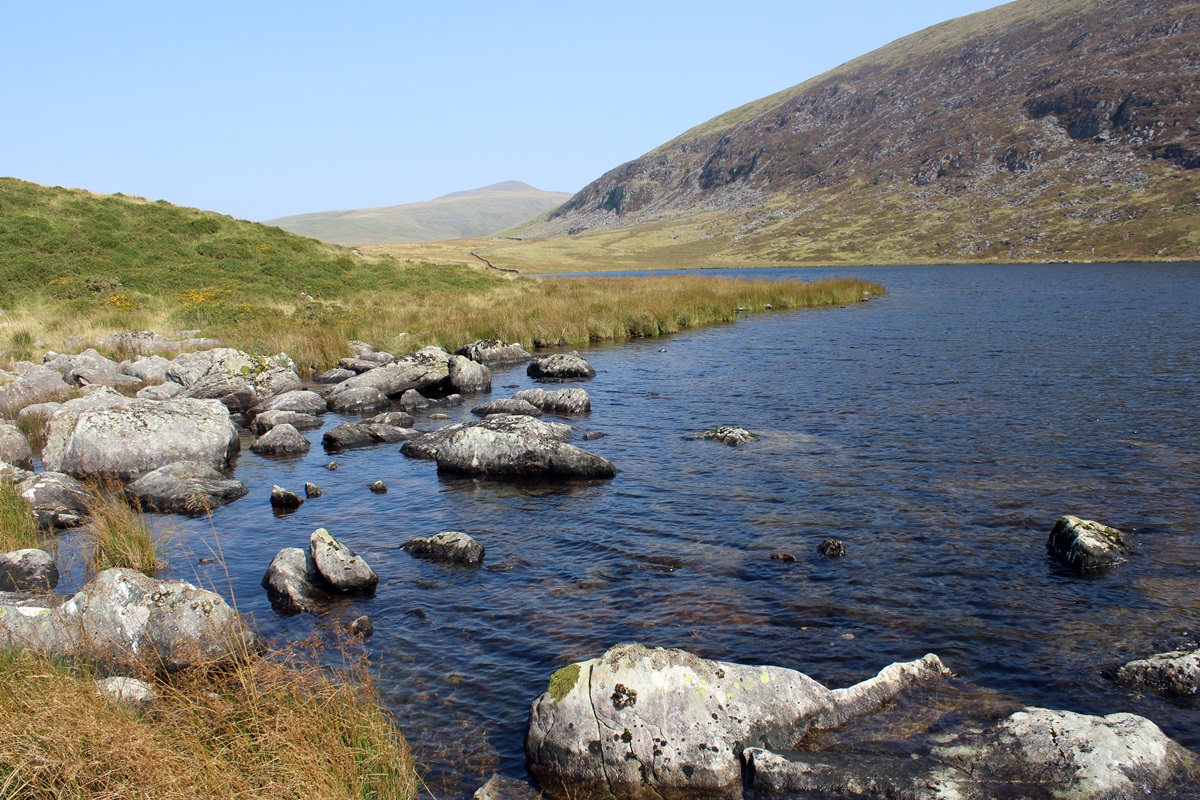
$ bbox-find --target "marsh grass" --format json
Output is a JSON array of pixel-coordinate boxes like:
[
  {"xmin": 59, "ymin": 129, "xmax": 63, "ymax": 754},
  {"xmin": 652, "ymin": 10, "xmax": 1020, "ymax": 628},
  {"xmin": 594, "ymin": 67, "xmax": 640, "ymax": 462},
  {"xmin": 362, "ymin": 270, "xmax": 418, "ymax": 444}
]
[
  {"xmin": 0, "ymin": 637, "xmax": 418, "ymax": 800},
  {"xmin": 0, "ymin": 482, "xmax": 40, "ymax": 552},
  {"xmin": 84, "ymin": 488, "xmax": 160, "ymax": 573}
]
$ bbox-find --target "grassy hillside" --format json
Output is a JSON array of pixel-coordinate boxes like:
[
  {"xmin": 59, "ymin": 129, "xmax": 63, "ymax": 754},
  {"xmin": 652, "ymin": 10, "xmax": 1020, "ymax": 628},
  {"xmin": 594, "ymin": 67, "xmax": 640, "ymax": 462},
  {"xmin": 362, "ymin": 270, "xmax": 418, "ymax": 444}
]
[
  {"xmin": 513, "ymin": 0, "xmax": 1200, "ymax": 266},
  {"xmin": 265, "ymin": 181, "xmax": 572, "ymax": 246}
]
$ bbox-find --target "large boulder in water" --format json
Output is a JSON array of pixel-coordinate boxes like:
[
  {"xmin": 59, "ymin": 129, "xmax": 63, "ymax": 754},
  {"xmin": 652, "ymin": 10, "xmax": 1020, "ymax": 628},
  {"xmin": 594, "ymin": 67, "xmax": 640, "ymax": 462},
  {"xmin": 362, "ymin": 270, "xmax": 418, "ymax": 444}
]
[
  {"xmin": 262, "ymin": 547, "xmax": 330, "ymax": 615},
  {"xmin": 0, "ymin": 568, "xmax": 253, "ymax": 670},
  {"xmin": 42, "ymin": 394, "xmax": 240, "ymax": 481},
  {"xmin": 527, "ymin": 351, "xmax": 595, "ymax": 381},
  {"xmin": 309, "ymin": 528, "xmax": 377, "ymax": 593},
  {"xmin": 513, "ymin": 387, "xmax": 591, "ymax": 415},
  {"xmin": 447, "ymin": 355, "xmax": 492, "ymax": 394},
  {"xmin": 247, "ymin": 389, "xmax": 327, "ymax": 418},
  {"xmin": 458, "ymin": 338, "xmax": 532, "ymax": 366},
  {"xmin": 437, "ymin": 425, "xmax": 615, "ymax": 479},
  {"xmin": 471, "ymin": 397, "xmax": 543, "ymax": 417},
  {"xmin": 402, "ymin": 414, "xmax": 573, "ymax": 461},
  {"xmin": 1117, "ymin": 648, "xmax": 1200, "ymax": 698},
  {"xmin": 525, "ymin": 643, "xmax": 950, "ymax": 798},
  {"xmin": 1047, "ymin": 515, "xmax": 1128, "ymax": 574},
  {"xmin": 123, "ymin": 461, "xmax": 248, "ymax": 515},
  {"xmin": 250, "ymin": 423, "xmax": 311, "ymax": 456},
  {"xmin": 322, "ymin": 346, "xmax": 451, "ymax": 408}
]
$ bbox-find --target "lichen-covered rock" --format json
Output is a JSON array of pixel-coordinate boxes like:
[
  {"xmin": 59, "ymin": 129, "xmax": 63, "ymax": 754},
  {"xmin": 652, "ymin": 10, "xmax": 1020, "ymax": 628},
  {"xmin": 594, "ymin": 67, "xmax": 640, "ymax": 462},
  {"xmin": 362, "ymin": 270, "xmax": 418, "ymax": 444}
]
[
  {"xmin": 262, "ymin": 548, "xmax": 329, "ymax": 615},
  {"xmin": 471, "ymin": 397, "xmax": 543, "ymax": 417},
  {"xmin": 322, "ymin": 346, "xmax": 450, "ymax": 407},
  {"xmin": 526, "ymin": 643, "xmax": 950, "ymax": 798},
  {"xmin": 123, "ymin": 461, "xmax": 248, "ymax": 515},
  {"xmin": 458, "ymin": 338, "xmax": 532, "ymax": 366},
  {"xmin": 314, "ymin": 367, "xmax": 356, "ymax": 384},
  {"xmin": 322, "ymin": 423, "xmax": 418, "ymax": 451},
  {"xmin": 250, "ymin": 409, "xmax": 323, "ymax": 434},
  {"xmin": 527, "ymin": 351, "xmax": 596, "ymax": 381},
  {"xmin": 250, "ymin": 423, "xmax": 311, "ymax": 456},
  {"xmin": 0, "ymin": 421, "xmax": 33, "ymax": 470},
  {"xmin": 1047, "ymin": 515, "xmax": 1128, "ymax": 574},
  {"xmin": 0, "ymin": 549, "xmax": 59, "ymax": 592},
  {"xmin": 96, "ymin": 675, "xmax": 156, "ymax": 709},
  {"xmin": 0, "ymin": 365, "xmax": 72, "ymax": 412},
  {"xmin": 326, "ymin": 385, "xmax": 390, "ymax": 412},
  {"xmin": 687, "ymin": 426, "xmax": 757, "ymax": 446},
  {"xmin": 513, "ymin": 387, "xmax": 591, "ymax": 415},
  {"xmin": 402, "ymin": 414, "xmax": 574, "ymax": 461},
  {"xmin": 18, "ymin": 401, "xmax": 62, "ymax": 420},
  {"xmin": 1117, "ymin": 648, "xmax": 1200, "ymax": 698},
  {"xmin": 119, "ymin": 355, "xmax": 173, "ymax": 383},
  {"xmin": 248, "ymin": 389, "xmax": 327, "ymax": 418},
  {"xmin": 172, "ymin": 349, "xmax": 301, "ymax": 413},
  {"xmin": 136, "ymin": 382, "xmax": 185, "ymax": 400},
  {"xmin": 69, "ymin": 367, "xmax": 143, "ymax": 390},
  {"xmin": 42, "ymin": 395, "xmax": 240, "ymax": 481},
  {"xmin": 18, "ymin": 472, "xmax": 91, "ymax": 529},
  {"xmin": 367, "ymin": 411, "xmax": 414, "ymax": 428},
  {"xmin": 398, "ymin": 389, "xmax": 431, "ymax": 412},
  {"xmin": 0, "ymin": 568, "xmax": 253, "ymax": 669},
  {"xmin": 310, "ymin": 528, "xmax": 377, "ymax": 593},
  {"xmin": 437, "ymin": 426, "xmax": 616, "ymax": 479},
  {"xmin": 403, "ymin": 531, "xmax": 485, "ymax": 565},
  {"xmin": 447, "ymin": 355, "xmax": 492, "ymax": 394}
]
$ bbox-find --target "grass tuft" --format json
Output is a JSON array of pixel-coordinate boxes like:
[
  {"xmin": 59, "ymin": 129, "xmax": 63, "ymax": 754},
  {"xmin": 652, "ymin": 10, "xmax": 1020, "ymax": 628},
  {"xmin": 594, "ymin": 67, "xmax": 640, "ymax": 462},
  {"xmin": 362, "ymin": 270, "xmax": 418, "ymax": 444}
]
[
  {"xmin": 0, "ymin": 482, "xmax": 40, "ymax": 552},
  {"xmin": 84, "ymin": 489, "xmax": 160, "ymax": 573}
]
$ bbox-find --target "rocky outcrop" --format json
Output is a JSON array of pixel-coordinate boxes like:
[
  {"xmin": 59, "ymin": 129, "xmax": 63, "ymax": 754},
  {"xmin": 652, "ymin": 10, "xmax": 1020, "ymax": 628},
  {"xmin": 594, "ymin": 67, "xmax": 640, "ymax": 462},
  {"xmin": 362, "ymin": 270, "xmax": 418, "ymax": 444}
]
[
  {"xmin": 402, "ymin": 414, "xmax": 574, "ymax": 461},
  {"xmin": 526, "ymin": 643, "xmax": 950, "ymax": 798},
  {"xmin": 458, "ymin": 339, "xmax": 532, "ymax": 366},
  {"xmin": 527, "ymin": 351, "xmax": 595, "ymax": 381},
  {"xmin": 309, "ymin": 528, "xmax": 377, "ymax": 592},
  {"xmin": 0, "ymin": 549, "xmax": 59, "ymax": 592},
  {"xmin": 1047, "ymin": 515, "xmax": 1128, "ymax": 574},
  {"xmin": 0, "ymin": 568, "xmax": 252, "ymax": 669},
  {"xmin": 513, "ymin": 388, "xmax": 591, "ymax": 415},
  {"xmin": 403, "ymin": 531, "xmax": 485, "ymax": 565},
  {"xmin": 262, "ymin": 548, "xmax": 330, "ymax": 614},
  {"xmin": 17, "ymin": 472, "xmax": 91, "ymax": 529},
  {"xmin": 687, "ymin": 426, "xmax": 757, "ymax": 446},
  {"xmin": 437, "ymin": 425, "xmax": 616, "ymax": 479},
  {"xmin": 322, "ymin": 423, "xmax": 418, "ymax": 451},
  {"xmin": 322, "ymin": 346, "xmax": 451, "ymax": 408},
  {"xmin": 172, "ymin": 349, "xmax": 301, "ymax": 413},
  {"xmin": 0, "ymin": 421, "xmax": 33, "ymax": 470},
  {"xmin": 1117, "ymin": 648, "xmax": 1200, "ymax": 698},
  {"xmin": 447, "ymin": 355, "xmax": 492, "ymax": 394},
  {"xmin": 42, "ymin": 395, "xmax": 240, "ymax": 481},
  {"xmin": 0, "ymin": 365, "xmax": 72, "ymax": 411},
  {"xmin": 250, "ymin": 423, "xmax": 311, "ymax": 456},
  {"xmin": 471, "ymin": 397, "xmax": 543, "ymax": 417},
  {"xmin": 123, "ymin": 461, "xmax": 248, "ymax": 515}
]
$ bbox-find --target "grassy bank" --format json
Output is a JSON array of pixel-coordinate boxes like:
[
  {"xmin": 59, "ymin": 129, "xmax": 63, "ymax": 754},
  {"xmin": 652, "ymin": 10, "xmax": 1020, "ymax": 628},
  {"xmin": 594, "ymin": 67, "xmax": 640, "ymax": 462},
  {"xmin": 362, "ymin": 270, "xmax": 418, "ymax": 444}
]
[{"xmin": 0, "ymin": 643, "xmax": 416, "ymax": 799}]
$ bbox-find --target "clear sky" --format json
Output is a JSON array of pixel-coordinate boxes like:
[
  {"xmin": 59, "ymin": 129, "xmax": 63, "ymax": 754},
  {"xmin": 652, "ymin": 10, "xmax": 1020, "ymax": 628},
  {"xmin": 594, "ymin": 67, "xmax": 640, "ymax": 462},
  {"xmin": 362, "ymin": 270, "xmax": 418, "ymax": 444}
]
[{"xmin": 3, "ymin": 1, "xmax": 1007, "ymax": 221}]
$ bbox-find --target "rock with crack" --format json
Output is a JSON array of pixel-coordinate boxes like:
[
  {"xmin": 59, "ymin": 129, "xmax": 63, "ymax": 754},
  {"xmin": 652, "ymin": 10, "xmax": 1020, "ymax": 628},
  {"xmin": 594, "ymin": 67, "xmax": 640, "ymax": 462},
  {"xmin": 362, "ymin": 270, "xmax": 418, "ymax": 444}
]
[
  {"xmin": 18, "ymin": 471, "xmax": 91, "ymax": 529},
  {"xmin": 403, "ymin": 531, "xmax": 485, "ymax": 565},
  {"xmin": 437, "ymin": 425, "xmax": 616, "ymax": 479},
  {"xmin": 309, "ymin": 528, "xmax": 377, "ymax": 593},
  {"xmin": 1117, "ymin": 648, "xmax": 1200, "ymax": 699},
  {"xmin": 527, "ymin": 351, "xmax": 595, "ymax": 381},
  {"xmin": 526, "ymin": 643, "xmax": 950, "ymax": 798},
  {"xmin": 513, "ymin": 387, "xmax": 591, "ymax": 415},
  {"xmin": 401, "ymin": 414, "xmax": 573, "ymax": 461},
  {"xmin": 123, "ymin": 461, "xmax": 248, "ymax": 515},
  {"xmin": 1047, "ymin": 515, "xmax": 1128, "ymax": 574}
]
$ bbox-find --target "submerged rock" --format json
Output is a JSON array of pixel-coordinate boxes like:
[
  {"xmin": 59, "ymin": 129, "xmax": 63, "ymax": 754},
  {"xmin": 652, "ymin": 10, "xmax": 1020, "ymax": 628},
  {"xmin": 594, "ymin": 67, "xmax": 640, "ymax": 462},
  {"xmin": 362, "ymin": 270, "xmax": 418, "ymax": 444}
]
[
  {"xmin": 124, "ymin": 461, "xmax": 248, "ymax": 515},
  {"xmin": 527, "ymin": 351, "xmax": 595, "ymax": 381},
  {"xmin": 403, "ymin": 531, "xmax": 485, "ymax": 566},
  {"xmin": 304, "ymin": 482, "xmax": 322, "ymax": 498},
  {"xmin": 1047, "ymin": 515, "xmax": 1128, "ymax": 574},
  {"xmin": 687, "ymin": 426, "xmax": 757, "ymax": 446},
  {"xmin": 1117, "ymin": 648, "xmax": 1200, "ymax": 698},
  {"xmin": 818, "ymin": 539, "xmax": 846, "ymax": 558}
]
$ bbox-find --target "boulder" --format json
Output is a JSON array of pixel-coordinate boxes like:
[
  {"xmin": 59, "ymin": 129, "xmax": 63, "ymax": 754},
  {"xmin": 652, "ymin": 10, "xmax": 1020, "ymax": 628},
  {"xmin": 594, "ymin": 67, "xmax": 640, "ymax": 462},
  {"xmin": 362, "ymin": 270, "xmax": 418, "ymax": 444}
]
[
  {"xmin": 120, "ymin": 355, "xmax": 173, "ymax": 383},
  {"xmin": 687, "ymin": 426, "xmax": 757, "ymax": 446},
  {"xmin": 248, "ymin": 389, "xmax": 327, "ymax": 418},
  {"xmin": 513, "ymin": 387, "xmax": 591, "ymax": 415},
  {"xmin": 309, "ymin": 528, "xmax": 377, "ymax": 593},
  {"xmin": 338, "ymin": 357, "xmax": 385, "ymax": 373},
  {"xmin": 369, "ymin": 481, "xmax": 387, "ymax": 494},
  {"xmin": 471, "ymin": 398, "xmax": 543, "ymax": 417},
  {"xmin": 322, "ymin": 346, "xmax": 450, "ymax": 407},
  {"xmin": 398, "ymin": 389, "xmax": 431, "ymax": 412},
  {"xmin": 0, "ymin": 460, "xmax": 33, "ymax": 484},
  {"xmin": 527, "ymin": 351, "xmax": 595, "ymax": 381},
  {"xmin": 250, "ymin": 423, "xmax": 311, "ymax": 456},
  {"xmin": 437, "ymin": 426, "xmax": 616, "ymax": 479},
  {"xmin": 123, "ymin": 461, "xmax": 248, "ymax": 515},
  {"xmin": 98, "ymin": 330, "xmax": 218, "ymax": 355},
  {"xmin": 348, "ymin": 340, "xmax": 376, "ymax": 357},
  {"xmin": 136, "ymin": 382, "xmax": 185, "ymax": 400},
  {"xmin": 42, "ymin": 395, "xmax": 240, "ymax": 481},
  {"xmin": 402, "ymin": 414, "xmax": 573, "ymax": 461},
  {"xmin": 17, "ymin": 401, "xmax": 62, "ymax": 420},
  {"xmin": 458, "ymin": 338, "xmax": 532, "ymax": 366},
  {"xmin": 262, "ymin": 548, "xmax": 330, "ymax": 615},
  {"xmin": 525, "ymin": 643, "xmax": 950, "ymax": 798},
  {"xmin": 304, "ymin": 482, "xmax": 322, "ymax": 498},
  {"xmin": 1047, "ymin": 515, "xmax": 1128, "ymax": 574},
  {"xmin": 0, "ymin": 568, "xmax": 253, "ymax": 669},
  {"xmin": 251, "ymin": 409, "xmax": 323, "ymax": 434},
  {"xmin": 1117, "ymin": 648, "xmax": 1200, "ymax": 698},
  {"xmin": 173, "ymin": 349, "xmax": 302, "ymax": 413},
  {"xmin": 0, "ymin": 421, "xmax": 33, "ymax": 470},
  {"xmin": 367, "ymin": 411, "xmax": 414, "ymax": 428},
  {"xmin": 818, "ymin": 539, "xmax": 846, "ymax": 558},
  {"xmin": 18, "ymin": 472, "xmax": 91, "ymax": 529},
  {"xmin": 270, "ymin": 485, "xmax": 304, "ymax": 511},
  {"xmin": 403, "ymin": 531, "xmax": 485, "ymax": 565},
  {"xmin": 314, "ymin": 367, "xmax": 356, "ymax": 384},
  {"xmin": 326, "ymin": 385, "xmax": 390, "ymax": 412},
  {"xmin": 70, "ymin": 367, "xmax": 143, "ymax": 390},
  {"xmin": 447, "ymin": 355, "xmax": 492, "ymax": 394},
  {"xmin": 0, "ymin": 549, "xmax": 59, "ymax": 592},
  {"xmin": 54, "ymin": 349, "xmax": 121, "ymax": 383},
  {"xmin": 322, "ymin": 423, "xmax": 418, "ymax": 451},
  {"xmin": 0, "ymin": 365, "xmax": 72, "ymax": 411}
]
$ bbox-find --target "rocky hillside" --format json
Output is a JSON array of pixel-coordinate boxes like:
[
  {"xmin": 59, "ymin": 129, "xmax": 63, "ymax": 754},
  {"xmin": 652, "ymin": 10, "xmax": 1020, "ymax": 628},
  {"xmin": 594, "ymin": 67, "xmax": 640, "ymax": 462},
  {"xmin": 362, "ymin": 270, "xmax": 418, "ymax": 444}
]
[
  {"xmin": 266, "ymin": 181, "xmax": 572, "ymax": 246},
  {"xmin": 523, "ymin": 0, "xmax": 1200, "ymax": 263}
]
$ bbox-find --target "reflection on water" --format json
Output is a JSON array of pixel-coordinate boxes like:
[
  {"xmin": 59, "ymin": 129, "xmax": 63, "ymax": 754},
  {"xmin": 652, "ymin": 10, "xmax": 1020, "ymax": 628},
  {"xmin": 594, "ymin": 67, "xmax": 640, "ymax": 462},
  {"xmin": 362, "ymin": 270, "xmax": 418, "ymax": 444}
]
[{"xmin": 50, "ymin": 263, "xmax": 1200, "ymax": 797}]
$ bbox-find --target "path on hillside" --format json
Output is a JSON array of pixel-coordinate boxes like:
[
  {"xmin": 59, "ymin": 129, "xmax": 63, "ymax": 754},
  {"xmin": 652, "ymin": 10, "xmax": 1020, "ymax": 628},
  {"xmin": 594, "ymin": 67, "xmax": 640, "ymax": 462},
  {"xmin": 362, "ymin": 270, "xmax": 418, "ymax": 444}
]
[{"xmin": 471, "ymin": 238, "xmax": 524, "ymax": 274}]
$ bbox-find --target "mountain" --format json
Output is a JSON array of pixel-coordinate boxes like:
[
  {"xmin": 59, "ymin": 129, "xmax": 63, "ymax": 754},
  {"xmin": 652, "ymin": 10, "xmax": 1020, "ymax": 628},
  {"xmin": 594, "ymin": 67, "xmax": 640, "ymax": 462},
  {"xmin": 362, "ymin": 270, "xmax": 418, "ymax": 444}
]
[
  {"xmin": 265, "ymin": 181, "xmax": 572, "ymax": 246},
  {"xmin": 518, "ymin": 0, "xmax": 1200, "ymax": 265}
]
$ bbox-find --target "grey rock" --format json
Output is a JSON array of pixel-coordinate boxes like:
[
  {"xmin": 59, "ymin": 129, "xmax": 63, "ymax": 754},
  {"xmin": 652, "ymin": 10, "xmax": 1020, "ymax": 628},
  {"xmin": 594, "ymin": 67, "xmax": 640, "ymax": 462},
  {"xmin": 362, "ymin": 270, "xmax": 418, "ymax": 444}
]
[
  {"xmin": 0, "ymin": 365, "xmax": 72, "ymax": 412},
  {"xmin": 326, "ymin": 385, "xmax": 390, "ymax": 412},
  {"xmin": 447, "ymin": 355, "xmax": 492, "ymax": 394},
  {"xmin": 471, "ymin": 774, "xmax": 540, "ymax": 800},
  {"xmin": 322, "ymin": 422, "xmax": 418, "ymax": 451},
  {"xmin": 310, "ymin": 528, "xmax": 377, "ymax": 593},
  {"xmin": 248, "ymin": 389, "xmax": 327, "ymax": 418},
  {"xmin": 96, "ymin": 675, "xmax": 156, "ymax": 709},
  {"xmin": 325, "ymin": 461, "xmax": 339, "ymax": 471},
  {"xmin": 397, "ymin": 389, "xmax": 431, "ymax": 412},
  {"xmin": 251, "ymin": 423, "xmax": 311, "ymax": 456},
  {"xmin": 136, "ymin": 382, "xmax": 185, "ymax": 400},
  {"xmin": 348, "ymin": 340, "xmax": 375, "ymax": 357},
  {"xmin": 123, "ymin": 461, "xmax": 248, "ymax": 515},
  {"xmin": 0, "ymin": 549, "xmax": 59, "ymax": 592},
  {"xmin": 818, "ymin": 539, "xmax": 846, "ymax": 558},
  {"xmin": 471, "ymin": 397, "xmax": 543, "ymax": 417},
  {"xmin": 120, "ymin": 355, "xmax": 173, "ymax": 383},
  {"xmin": 367, "ymin": 411, "xmax": 414, "ymax": 428},
  {"xmin": 338, "ymin": 357, "xmax": 385, "ymax": 374},
  {"xmin": 369, "ymin": 481, "xmax": 387, "ymax": 494},
  {"xmin": 0, "ymin": 421, "xmax": 33, "ymax": 470},
  {"xmin": 347, "ymin": 615, "xmax": 374, "ymax": 638},
  {"xmin": 270, "ymin": 485, "xmax": 304, "ymax": 510},
  {"xmin": 437, "ymin": 426, "xmax": 616, "ymax": 479},
  {"xmin": 525, "ymin": 643, "xmax": 950, "ymax": 797},
  {"xmin": 687, "ymin": 426, "xmax": 757, "ymax": 446},
  {"xmin": 527, "ymin": 351, "xmax": 595, "ymax": 381},
  {"xmin": 250, "ymin": 409, "xmax": 323, "ymax": 434},
  {"xmin": 304, "ymin": 482, "xmax": 322, "ymax": 498},
  {"xmin": 261, "ymin": 548, "xmax": 329, "ymax": 615},
  {"xmin": 1117, "ymin": 648, "xmax": 1200, "ymax": 698},
  {"xmin": 771, "ymin": 552, "xmax": 798, "ymax": 562},
  {"xmin": 402, "ymin": 414, "xmax": 573, "ymax": 461},
  {"xmin": 457, "ymin": 338, "xmax": 532, "ymax": 366},
  {"xmin": 0, "ymin": 568, "xmax": 253, "ymax": 669},
  {"xmin": 0, "ymin": 460, "xmax": 34, "ymax": 484},
  {"xmin": 1048, "ymin": 515, "xmax": 1128, "ymax": 574},
  {"xmin": 323, "ymin": 346, "xmax": 450, "ymax": 406},
  {"xmin": 403, "ymin": 531, "xmax": 485, "ymax": 565},
  {"xmin": 513, "ymin": 387, "xmax": 591, "ymax": 414},
  {"xmin": 17, "ymin": 472, "xmax": 91, "ymax": 529},
  {"xmin": 17, "ymin": 401, "xmax": 62, "ymax": 420},
  {"xmin": 314, "ymin": 367, "xmax": 356, "ymax": 384}
]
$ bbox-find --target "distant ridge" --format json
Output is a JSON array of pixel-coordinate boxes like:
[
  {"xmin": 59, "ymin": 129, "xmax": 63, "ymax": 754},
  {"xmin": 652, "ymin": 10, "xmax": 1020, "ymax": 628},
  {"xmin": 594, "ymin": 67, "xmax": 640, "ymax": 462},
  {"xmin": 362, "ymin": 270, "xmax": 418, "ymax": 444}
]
[{"xmin": 266, "ymin": 182, "xmax": 572, "ymax": 246}]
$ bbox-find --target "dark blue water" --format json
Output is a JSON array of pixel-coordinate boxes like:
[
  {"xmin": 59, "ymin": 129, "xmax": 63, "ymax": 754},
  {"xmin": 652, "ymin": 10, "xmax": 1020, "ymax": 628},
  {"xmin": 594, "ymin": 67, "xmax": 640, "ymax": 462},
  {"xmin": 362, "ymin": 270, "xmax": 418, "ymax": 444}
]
[{"xmin": 56, "ymin": 262, "xmax": 1200, "ymax": 796}]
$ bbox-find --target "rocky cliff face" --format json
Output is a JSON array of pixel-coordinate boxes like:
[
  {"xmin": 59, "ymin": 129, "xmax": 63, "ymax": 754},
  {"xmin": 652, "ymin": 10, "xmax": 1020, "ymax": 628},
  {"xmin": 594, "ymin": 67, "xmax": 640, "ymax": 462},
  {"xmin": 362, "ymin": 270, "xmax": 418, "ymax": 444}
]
[{"xmin": 528, "ymin": 0, "xmax": 1200, "ymax": 261}]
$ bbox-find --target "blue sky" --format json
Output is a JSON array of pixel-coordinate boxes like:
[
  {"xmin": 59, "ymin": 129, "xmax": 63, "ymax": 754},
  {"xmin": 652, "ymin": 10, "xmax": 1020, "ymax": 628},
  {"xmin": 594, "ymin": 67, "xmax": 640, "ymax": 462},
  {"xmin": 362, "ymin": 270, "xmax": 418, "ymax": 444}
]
[{"xmin": 3, "ymin": 1, "xmax": 1006, "ymax": 220}]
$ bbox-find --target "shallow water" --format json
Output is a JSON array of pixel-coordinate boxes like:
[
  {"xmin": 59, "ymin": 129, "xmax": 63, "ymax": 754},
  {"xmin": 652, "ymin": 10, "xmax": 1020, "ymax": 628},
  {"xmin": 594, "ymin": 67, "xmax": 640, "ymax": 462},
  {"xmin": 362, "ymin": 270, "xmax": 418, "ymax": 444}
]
[{"xmin": 54, "ymin": 262, "xmax": 1200, "ymax": 796}]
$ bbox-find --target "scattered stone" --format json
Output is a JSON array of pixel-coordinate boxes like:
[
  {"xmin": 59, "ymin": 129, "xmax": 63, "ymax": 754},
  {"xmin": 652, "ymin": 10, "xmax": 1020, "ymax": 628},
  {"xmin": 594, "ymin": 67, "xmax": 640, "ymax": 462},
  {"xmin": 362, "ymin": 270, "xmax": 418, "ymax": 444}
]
[
  {"xmin": 1117, "ymin": 648, "xmax": 1200, "ymax": 698},
  {"xmin": 96, "ymin": 675, "xmax": 156, "ymax": 709},
  {"xmin": 471, "ymin": 397, "xmax": 543, "ymax": 417},
  {"xmin": 471, "ymin": 773, "xmax": 540, "ymax": 800},
  {"xmin": 0, "ymin": 421, "xmax": 34, "ymax": 470},
  {"xmin": 403, "ymin": 531, "xmax": 485, "ymax": 565},
  {"xmin": 818, "ymin": 539, "xmax": 847, "ymax": 558},
  {"xmin": 348, "ymin": 615, "xmax": 375, "ymax": 638},
  {"xmin": 447, "ymin": 355, "xmax": 492, "ymax": 394},
  {"xmin": 322, "ymin": 422, "xmax": 418, "ymax": 451},
  {"xmin": 251, "ymin": 423, "xmax": 311, "ymax": 456},
  {"xmin": 124, "ymin": 462, "xmax": 248, "ymax": 515},
  {"xmin": 0, "ymin": 549, "xmax": 59, "ymax": 592},
  {"xmin": 367, "ymin": 411, "xmax": 414, "ymax": 428},
  {"xmin": 305, "ymin": 482, "xmax": 322, "ymax": 498},
  {"xmin": 270, "ymin": 485, "xmax": 304, "ymax": 511},
  {"xmin": 527, "ymin": 351, "xmax": 595, "ymax": 381},
  {"xmin": 314, "ymin": 367, "xmax": 356, "ymax": 384},
  {"xmin": 369, "ymin": 481, "xmax": 387, "ymax": 494},
  {"xmin": 513, "ymin": 387, "xmax": 591, "ymax": 414},
  {"xmin": 326, "ymin": 461, "xmax": 340, "ymax": 471},
  {"xmin": 583, "ymin": 432, "xmax": 607, "ymax": 441},
  {"xmin": 770, "ymin": 552, "xmax": 797, "ymax": 563},
  {"xmin": 261, "ymin": 548, "xmax": 328, "ymax": 615},
  {"xmin": 687, "ymin": 426, "xmax": 757, "ymax": 446},
  {"xmin": 457, "ymin": 338, "xmax": 532, "ymax": 366},
  {"xmin": 1047, "ymin": 515, "xmax": 1129, "ymax": 574},
  {"xmin": 310, "ymin": 528, "xmax": 377, "ymax": 593},
  {"xmin": 17, "ymin": 472, "xmax": 91, "ymax": 529},
  {"xmin": 250, "ymin": 409, "xmax": 323, "ymax": 434}
]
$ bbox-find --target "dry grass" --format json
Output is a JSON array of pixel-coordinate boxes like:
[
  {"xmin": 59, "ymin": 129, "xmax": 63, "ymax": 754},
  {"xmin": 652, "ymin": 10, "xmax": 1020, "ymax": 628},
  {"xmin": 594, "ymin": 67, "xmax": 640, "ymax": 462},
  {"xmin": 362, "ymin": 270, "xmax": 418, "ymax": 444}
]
[
  {"xmin": 0, "ymin": 482, "xmax": 40, "ymax": 553},
  {"xmin": 84, "ymin": 489, "xmax": 160, "ymax": 573},
  {"xmin": 0, "ymin": 638, "xmax": 417, "ymax": 800}
]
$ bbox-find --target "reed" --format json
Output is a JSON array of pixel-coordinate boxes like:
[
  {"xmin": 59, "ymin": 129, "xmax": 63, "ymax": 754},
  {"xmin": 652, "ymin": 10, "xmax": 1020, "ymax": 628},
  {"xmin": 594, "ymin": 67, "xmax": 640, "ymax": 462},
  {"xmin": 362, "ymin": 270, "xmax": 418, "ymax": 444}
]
[
  {"xmin": 0, "ymin": 482, "xmax": 40, "ymax": 552},
  {"xmin": 84, "ymin": 490, "xmax": 160, "ymax": 573}
]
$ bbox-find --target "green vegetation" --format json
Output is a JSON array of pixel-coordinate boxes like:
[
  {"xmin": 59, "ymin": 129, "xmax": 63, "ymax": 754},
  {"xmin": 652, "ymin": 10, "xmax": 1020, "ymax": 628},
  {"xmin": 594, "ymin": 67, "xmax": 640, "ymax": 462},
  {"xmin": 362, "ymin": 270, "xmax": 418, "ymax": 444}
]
[
  {"xmin": 84, "ymin": 490, "xmax": 160, "ymax": 573},
  {"xmin": 0, "ymin": 482, "xmax": 40, "ymax": 553},
  {"xmin": 548, "ymin": 663, "xmax": 581, "ymax": 703},
  {"xmin": 0, "ymin": 643, "xmax": 417, "ymax": 799}
]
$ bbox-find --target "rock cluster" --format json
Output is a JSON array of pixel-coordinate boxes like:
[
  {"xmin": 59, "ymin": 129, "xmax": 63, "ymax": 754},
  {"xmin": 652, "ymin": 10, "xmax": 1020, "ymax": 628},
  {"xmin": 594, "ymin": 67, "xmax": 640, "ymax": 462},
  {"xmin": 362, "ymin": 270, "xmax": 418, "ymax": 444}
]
[{"xmin": 262, "ymin": 528, "xmax": 377, "ymax": 615}]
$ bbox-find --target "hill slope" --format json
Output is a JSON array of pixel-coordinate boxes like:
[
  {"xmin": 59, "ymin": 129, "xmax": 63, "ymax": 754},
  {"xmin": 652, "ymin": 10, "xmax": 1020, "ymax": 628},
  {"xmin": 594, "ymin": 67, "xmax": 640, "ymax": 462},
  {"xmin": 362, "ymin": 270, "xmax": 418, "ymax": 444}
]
[
  {"xmin": 520, "ymin": 0, "xmax": 1200, "ymax": 264},
  {"xmin": 265, "ymin": 181, "xmax": 572, "ymax": 246}
]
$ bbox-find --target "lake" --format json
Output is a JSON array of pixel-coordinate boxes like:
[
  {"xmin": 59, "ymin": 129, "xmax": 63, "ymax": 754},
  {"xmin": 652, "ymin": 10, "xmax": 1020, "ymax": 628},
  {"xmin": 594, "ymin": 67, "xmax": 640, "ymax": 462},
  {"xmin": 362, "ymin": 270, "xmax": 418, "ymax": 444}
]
[{"xmin": 53, "ymin": 262, "xmax": 1200, "ymax": 797}]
